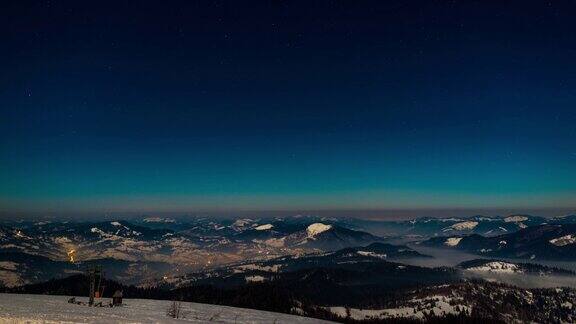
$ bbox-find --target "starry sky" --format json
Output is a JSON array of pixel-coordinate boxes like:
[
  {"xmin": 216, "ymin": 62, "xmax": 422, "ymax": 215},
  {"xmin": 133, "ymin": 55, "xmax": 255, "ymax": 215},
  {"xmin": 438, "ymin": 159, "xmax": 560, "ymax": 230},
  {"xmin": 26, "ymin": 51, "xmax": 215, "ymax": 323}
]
[{"xmin": 1, "ymin": 1, "xmax": 576, "ymax": 218}]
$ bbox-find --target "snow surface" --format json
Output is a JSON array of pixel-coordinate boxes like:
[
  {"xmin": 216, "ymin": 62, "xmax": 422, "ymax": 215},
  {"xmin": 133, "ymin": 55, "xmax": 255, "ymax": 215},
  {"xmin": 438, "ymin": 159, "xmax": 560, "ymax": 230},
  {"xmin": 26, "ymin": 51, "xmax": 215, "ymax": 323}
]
[
  {"xmin": 143, "ymin": 217, "xmax": 176, "ymax": 223},
  {"xmin": 467, "ymin": 261, "xmax": 522, "ymax": 274},
  {"xmin": 504, "ymin": 216, "xmax": 528, "ymax": 223},
  {"xmin": 232, "ymin": 219, "xmax": 254, "ymax": 228},
  {"xmin": 0, "ymin": 293, "xmax": 331, "ymax": 323},
  {"xmin": 356, "ymin": 251, "xmax": 387, "ymax": 259},
  {"xmin": 306, "ymin": 223, "xmax": 332, "ymax": 237},
  {"xmin": 550, "ymin": 234, "xmax": 576, "ymax": 247},
  {"xmin": 328, "ymin": 295, "xmax": 470, "ymax": 320},
  {"xmin": 254, "ymin": 224, "xmax": 274, "ymax": 231},
  {"xmin": 234, "ymin": 264, "xmax": 281, "ymax": 273},
  {"xmin": 90, "ymin": 227, "xmax": 107, "ymax": 235},
  {"xmin": 449, "ymin": 221, "xmax": 478, "ymax": 231},
  {"xmin": 444, "ymin": 237, "xmax": 462, "ymax": 246},
  {"xmin": 245, "ymin": 275, "xmax": 266, "ymax": 283}
]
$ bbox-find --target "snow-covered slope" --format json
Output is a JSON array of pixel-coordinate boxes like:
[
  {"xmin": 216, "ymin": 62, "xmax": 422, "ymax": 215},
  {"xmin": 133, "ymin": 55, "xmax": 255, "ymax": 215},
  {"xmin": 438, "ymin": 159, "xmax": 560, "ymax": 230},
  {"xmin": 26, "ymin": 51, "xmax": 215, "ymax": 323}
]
[
  {"xmin": 328, "ymin": 294, "xmax": 470, "ymax": 321},
  {"xmin": 306, "ymin": 223, "xmax": 332, "ymax": 237},
  {"xmin": 0, "ymin": 293, "xmax": 332, "ymax": 323},
  {"xmin": 325, "ymin": 282, "xmax": 576, "ymax": 323},
  {"xmin": 458, "ymin": 259, "xmax": 576, "ymax": 277},
  {"xmin": 550, "ymin": 234, "xmax": 576, "ymax": 246},
  {"xmin": 283, "ymin": 223, "xmax": 383, "ymax": 251},
  {"xmin": 448, "ymin": 221, "xmax": 478, "ymax": 231},
  {"xmin": 467, "ymin": 261, "xmax": 522, "ymax": 274},
  {"xmin": 376, "ymin": 214, "xmax": 557, "ymax": 237},
  {"xmin": 423, "ymin": 224, "xmax": 576, "ymax": 261},
  {"xmin": 0, "ymin": 218, "xmax": 387, "ymax": 286},
  {"xmin": 254, "ymin": 224, "xmax": 274, "ymax": 231},
  {"xmin": 444, "ymin": 237, "xmax": 462, "ymax": 246}
]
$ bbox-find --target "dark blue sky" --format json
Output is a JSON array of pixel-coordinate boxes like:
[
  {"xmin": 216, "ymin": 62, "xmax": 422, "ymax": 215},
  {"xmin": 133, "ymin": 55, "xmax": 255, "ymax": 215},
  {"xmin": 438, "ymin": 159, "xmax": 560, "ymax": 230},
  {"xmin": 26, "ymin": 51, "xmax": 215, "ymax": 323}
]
[{"xmin": 1, "ymin": 1, "xmax": 575, "ymax": 217}]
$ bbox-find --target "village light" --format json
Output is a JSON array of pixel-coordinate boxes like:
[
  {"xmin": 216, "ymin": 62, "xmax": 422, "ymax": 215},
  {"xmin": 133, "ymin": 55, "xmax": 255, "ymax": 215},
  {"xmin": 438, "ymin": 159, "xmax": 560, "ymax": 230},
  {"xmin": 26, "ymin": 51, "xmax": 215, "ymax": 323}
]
[{"xmin": 67, "ymin": 249, "xmax": 76, "ymax": 263}]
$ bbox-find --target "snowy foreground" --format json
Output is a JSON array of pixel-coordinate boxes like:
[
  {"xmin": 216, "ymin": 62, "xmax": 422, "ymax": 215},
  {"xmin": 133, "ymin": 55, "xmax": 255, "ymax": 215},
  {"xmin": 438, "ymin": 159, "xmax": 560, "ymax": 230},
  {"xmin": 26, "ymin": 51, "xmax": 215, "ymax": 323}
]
[{"xmin": 0, "ymin": 293, "xmax": 332, "ymax": 324}]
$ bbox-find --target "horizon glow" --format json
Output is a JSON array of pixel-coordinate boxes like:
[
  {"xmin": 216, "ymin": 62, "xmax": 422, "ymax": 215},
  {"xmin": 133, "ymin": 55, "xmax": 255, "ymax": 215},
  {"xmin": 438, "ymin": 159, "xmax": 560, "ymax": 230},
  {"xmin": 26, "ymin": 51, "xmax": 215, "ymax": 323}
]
[{"xmin": 1, "ymin": 1, "xmax": 575, "ymax": 218}]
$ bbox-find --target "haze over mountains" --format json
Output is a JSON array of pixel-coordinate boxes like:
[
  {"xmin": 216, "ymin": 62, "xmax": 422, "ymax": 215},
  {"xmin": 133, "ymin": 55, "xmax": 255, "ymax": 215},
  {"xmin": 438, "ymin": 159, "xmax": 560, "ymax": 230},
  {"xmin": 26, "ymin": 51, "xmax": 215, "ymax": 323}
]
[
  {"xmin": 0, "ymin": 215, "xmax": 385, "ymax": 286},
  {"xmin": 1, "ymin": 214, "xmax": 575, "ymax": 286}
]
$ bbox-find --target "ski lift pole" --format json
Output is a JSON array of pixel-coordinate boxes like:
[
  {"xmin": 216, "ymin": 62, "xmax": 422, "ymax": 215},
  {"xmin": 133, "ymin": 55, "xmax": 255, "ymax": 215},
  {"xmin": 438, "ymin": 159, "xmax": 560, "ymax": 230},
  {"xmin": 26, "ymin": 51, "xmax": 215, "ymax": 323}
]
[
  {"xmin": 88, "ymin": 265, "xmax": 103, "ymax": 306},
  {"xmin": 88, "ymin": 267, "xmax": 95, "ymax": 306}
]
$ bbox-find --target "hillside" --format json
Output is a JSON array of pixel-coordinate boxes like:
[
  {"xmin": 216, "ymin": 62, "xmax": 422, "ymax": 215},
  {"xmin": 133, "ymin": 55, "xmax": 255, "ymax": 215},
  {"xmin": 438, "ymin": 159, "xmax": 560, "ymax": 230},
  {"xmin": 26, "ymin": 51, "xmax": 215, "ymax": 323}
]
[
  {"xmin": 422, "ymin": 224, "xmax": 576, "ymax": 261},
  {"xmin": 0, "ymin": 217, "xmax": 388, "ymax": 287},
  {"xmin": 0, "ymin": 293, "xmax": 332, "ymax": 323}
]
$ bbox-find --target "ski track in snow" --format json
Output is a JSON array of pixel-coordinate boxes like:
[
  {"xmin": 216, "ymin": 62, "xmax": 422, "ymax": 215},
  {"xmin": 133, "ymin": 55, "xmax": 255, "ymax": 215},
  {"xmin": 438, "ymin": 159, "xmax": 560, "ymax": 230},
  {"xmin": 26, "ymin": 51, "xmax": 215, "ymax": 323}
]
[{"xmin": 0, "ymin": 293, "xmax": 332, "ymax": 324}]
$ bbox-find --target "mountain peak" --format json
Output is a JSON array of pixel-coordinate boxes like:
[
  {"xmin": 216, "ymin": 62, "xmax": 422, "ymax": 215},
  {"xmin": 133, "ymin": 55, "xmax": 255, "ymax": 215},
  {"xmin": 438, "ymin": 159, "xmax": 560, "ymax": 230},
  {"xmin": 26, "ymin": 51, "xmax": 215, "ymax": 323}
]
[
  {"xmin": 306, "ymin": 223, "xmax": 332, "ymax": 237},
  {"xmin": 255, "ymin": 224, "xmax": 274, "ymax": 231}
]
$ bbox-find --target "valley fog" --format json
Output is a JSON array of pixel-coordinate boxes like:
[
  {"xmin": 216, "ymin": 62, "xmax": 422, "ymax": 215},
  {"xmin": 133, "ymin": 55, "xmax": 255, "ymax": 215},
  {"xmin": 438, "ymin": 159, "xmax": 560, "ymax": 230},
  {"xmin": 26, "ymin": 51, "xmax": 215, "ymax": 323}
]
[
  {"xmin": 463, "ymin": 272, "xmax": 576, "ymax": 289},
  {"xmin": 404, "ymin": 244, "xmax": 576, "ymax": 288},
  {"xmin": 405, "ymin": 245, "xmax": 486, "ymax": 267}
]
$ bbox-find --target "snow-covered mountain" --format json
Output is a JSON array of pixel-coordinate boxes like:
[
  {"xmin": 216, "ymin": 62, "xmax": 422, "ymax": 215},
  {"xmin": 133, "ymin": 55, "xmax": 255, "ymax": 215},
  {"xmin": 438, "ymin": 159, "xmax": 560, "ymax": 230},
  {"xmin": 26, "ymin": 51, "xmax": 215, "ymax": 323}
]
[
  {"xmin": 458, "ymin": 259, "xmax": 576, "ymax": 276},
  {"xmin": 364, "ymin": 214, "xmax": 557, "ymax": 238},
  {"xmin": 281, "ymin": 222, "xmax": 384, "ymax": 250},
  {"xmin": 4, "ymin": 233, "xmax": 576, "ymax": 323},
  {"xmin": 3, "ymin": 214, "xmax": 576, "ymax": 289},
  {"xmin": 325, "ymin": 281, "xmax": 576, "ymax": 323},
  {"xmin": 0, "ymin": 217, "xmax": 384, "ymax": 287},
  {"xmin": 422, "ymin": 224, "xmax": 576, "ymax": 261}
]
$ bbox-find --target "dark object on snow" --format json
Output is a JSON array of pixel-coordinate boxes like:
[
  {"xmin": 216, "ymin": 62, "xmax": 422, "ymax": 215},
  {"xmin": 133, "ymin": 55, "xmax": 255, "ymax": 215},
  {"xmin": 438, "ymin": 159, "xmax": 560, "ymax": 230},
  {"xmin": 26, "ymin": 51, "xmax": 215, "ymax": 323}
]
[
  {"xmin": 112, "ymin": 290, "xmax": 123, "ymax": 306},
  {"xmin": 87, "ymin": 265, "xmax": 104, "ymax": 306},
  {"xmin": 67, "ymin": 297, "xmax": 87, "ymax": 306},
  {"xmin": 166, "ymin": 300, "xmax": 184, "ymax": 319}
]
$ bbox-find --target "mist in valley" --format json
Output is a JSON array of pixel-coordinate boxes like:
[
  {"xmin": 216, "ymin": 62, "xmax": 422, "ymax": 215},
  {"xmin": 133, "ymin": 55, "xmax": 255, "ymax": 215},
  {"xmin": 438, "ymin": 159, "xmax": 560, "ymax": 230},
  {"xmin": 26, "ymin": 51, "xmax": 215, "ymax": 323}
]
[
  {"xmin": 400, "ymin": 244, "xmax": 576, "ymax": 289},
  {"xmin": 463, "ymin": 271, "xmax": 576, "ymax": 289}
]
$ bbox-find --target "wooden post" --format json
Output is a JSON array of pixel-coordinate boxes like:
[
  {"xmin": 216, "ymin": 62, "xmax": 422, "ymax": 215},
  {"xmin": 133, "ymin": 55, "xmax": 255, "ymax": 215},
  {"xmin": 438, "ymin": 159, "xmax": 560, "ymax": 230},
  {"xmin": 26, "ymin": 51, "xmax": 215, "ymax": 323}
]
[
  {"xmin": 88, "ymin": 267, "xmax": 95, "ymax": 306},
  {"xmin": 88, "ymin": 265, "xmax": 103, "ymax": 306}
]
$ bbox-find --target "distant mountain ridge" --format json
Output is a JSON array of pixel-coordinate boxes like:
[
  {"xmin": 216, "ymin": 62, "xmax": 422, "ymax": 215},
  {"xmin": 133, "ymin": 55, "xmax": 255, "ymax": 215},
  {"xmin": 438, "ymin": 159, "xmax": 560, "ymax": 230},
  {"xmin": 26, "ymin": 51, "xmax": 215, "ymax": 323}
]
[
  {"xmin": 458, "ymin": 258, "xmax": 576, "ymax": 276},
  {"xmin": 3, "ymin": 214, "xmax": 576, "ymax": 288},
  {"xmin": 344, "ymin": 214, "xmax": 576, "ymax": 239},
  {"xmin": 422, "ymin": 223, "xmax": 576, "ymax": 261}
]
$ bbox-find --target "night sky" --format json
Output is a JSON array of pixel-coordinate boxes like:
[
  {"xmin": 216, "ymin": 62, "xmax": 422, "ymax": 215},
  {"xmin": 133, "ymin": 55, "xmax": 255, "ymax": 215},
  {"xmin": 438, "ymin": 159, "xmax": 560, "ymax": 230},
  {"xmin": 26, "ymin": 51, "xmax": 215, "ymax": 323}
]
[{"xmin": 1, "ymin": 1, "xmax": 575, "ymax": 218}]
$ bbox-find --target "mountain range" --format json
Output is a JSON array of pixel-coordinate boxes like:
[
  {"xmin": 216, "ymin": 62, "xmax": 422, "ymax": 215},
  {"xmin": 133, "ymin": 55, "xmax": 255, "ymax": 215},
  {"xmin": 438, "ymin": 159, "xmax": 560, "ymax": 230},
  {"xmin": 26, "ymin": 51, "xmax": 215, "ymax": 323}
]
[
  {"xmin": 349, "ymin": 214, "xmax": 576, "ymax": 238},
  {"xmin": 422, "ymin": 223, "xmax": 576, "ymax": 261},
  {"xmin": 0, "ymin": 216, "xmax": 384, "ymax": 287},
  {"xmin": 3, "ymin": 214, "xmax": 576, "ymax": 323}
]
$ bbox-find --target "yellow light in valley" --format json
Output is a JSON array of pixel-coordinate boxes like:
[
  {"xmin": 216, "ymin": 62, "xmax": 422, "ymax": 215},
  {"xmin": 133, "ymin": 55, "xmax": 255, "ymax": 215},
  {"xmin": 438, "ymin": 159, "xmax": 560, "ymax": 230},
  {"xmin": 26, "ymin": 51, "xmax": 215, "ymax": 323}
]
[{"xmin": 67, "ymin": 249, "xmax": 76, "ymax": 263}]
